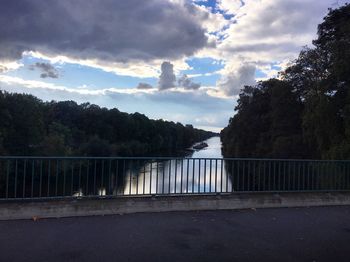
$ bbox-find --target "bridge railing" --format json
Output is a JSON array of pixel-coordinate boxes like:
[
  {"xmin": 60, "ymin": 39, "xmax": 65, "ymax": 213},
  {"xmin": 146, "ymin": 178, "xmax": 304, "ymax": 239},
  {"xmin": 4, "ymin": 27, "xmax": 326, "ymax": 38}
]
[{"xmin": 0, "ymin": 157, "xmax": 350, "ymax": 200}]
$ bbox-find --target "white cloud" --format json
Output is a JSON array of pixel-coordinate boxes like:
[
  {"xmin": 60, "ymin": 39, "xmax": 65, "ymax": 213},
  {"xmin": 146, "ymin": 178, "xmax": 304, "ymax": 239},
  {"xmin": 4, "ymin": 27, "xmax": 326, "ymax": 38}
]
[
  {"xmin": 26, "ymin": 51, "xmax": 192, "ymax": 79},
  {"xmin": 217, "ymin": 0, "xmax": 244, "ymax": 15},
  {"xmin": 200, "ymin": 0, "xmax": 348, "ymax": 94},
  {"xmin": 0, "ymin": 75, "xmax": 233, "ymax": 131},
  {"xmin": 192, "ymin": 4, "xmax": 229, "ymax": 33},
  {"xmin": 0, "ymin": 60, "xmax": 23, "ymax": 73},
  {"xmin": 0, "ymin": 75, "xmax": 157, "ymax": 96}
]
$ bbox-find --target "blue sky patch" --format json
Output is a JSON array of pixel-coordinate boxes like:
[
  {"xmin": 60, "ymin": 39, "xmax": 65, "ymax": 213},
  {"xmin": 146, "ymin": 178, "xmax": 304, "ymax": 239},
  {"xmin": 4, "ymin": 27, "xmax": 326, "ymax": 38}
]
[{"xmin": 182, "ymin": 57, "xmax": 224, "ymax": 75}]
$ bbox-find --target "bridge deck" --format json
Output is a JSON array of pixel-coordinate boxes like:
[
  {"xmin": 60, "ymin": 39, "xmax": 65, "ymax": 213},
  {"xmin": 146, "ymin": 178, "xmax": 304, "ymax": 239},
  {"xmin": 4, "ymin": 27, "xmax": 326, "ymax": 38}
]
[{"xmin": 1, "ymin": 206, "xmax": 349, "ymax": 262}]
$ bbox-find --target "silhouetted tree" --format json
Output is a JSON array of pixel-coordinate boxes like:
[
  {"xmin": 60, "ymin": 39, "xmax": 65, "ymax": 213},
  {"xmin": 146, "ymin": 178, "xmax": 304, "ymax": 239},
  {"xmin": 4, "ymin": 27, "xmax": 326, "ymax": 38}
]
[
  {"xmin": 0, "ymin": 90, "xmax": 216, "ymax": 156},
  {"xmin": 221, "ymin": 4, "xmax": 350, "ymax": 160}
]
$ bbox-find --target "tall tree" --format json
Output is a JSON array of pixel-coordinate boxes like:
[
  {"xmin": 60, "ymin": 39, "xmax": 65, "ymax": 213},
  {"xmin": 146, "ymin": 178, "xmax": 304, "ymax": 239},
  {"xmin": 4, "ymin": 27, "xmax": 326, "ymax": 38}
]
[{"xmin": 221, "ymin": 4, "xmax": 350, "ymax": 160}]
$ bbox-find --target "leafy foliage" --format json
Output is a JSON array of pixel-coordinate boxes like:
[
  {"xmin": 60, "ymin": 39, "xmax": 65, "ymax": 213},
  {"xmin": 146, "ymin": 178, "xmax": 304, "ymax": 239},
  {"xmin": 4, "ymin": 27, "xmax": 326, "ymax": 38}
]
[
  {"xmin": 0, "ymin": 92, "xmax": 215, "ymax": 156},
  {"xmin": 221, "ymin": 4, "xmax": 350, "ymax": 159}
]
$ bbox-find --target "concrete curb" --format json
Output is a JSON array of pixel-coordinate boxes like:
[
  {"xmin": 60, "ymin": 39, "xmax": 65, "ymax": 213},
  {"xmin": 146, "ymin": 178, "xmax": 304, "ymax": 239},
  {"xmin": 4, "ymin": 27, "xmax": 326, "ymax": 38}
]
[{"xmin": 1, "ymin": 192, "xmax": 350, "ymax": 220}]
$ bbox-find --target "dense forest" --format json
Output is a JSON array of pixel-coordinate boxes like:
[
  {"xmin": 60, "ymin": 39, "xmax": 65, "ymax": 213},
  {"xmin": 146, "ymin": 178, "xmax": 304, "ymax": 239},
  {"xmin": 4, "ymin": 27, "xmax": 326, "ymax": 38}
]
[
  {"xmin": 0, "ymin": 92, "xmax": 216, "ymax": 156},
  {"xmin": 221, "ymin": 4, "xmax": 350, "ymax": 160}
]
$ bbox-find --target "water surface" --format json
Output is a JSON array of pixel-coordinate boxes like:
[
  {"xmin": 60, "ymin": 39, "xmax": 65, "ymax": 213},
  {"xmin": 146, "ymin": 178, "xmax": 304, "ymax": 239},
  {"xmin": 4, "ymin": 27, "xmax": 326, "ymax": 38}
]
[
  {"xmin": 190, "ymin": 136, "xmax": 223, "ymax": 158},
  {"xmin": 122, "ymin": 136, "xmax": 232, "ymax": 195}
]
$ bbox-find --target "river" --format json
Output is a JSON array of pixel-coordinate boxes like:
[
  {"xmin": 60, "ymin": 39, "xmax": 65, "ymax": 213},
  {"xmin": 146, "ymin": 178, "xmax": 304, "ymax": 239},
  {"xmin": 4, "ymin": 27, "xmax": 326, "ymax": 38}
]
[
  {"xmin": 1, "ymin": 137, "xmax": 336, "ymax": 199},
  {"xmin": 121, "ymin": 136, "xmax": 233, "ymax": 195},
  {"xmin": 189, "ymin": 136, "xmax": 224, "ymax": 158},
  {"xmin": 0, "ymin": 136, "xmax": 232, "ymax": 199}
]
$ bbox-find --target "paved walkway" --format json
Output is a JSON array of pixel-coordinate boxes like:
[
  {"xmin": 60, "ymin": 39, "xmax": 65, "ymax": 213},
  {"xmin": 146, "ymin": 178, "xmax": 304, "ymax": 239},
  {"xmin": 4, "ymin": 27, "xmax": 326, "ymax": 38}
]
[{"xmin": 1, "ymin": 206, "xmax": 350, "ymax": 262}]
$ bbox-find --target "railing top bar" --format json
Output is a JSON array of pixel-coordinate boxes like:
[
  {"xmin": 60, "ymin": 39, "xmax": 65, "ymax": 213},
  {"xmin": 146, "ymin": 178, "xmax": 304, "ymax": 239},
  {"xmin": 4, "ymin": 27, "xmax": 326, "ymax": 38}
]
[
  {"xmin": 0, "ymin": 156, "xmax": 350, "ymax": 162},
  {"xmin": 222, "ymin": 158, "xmax": 350, "ymax": 162}
]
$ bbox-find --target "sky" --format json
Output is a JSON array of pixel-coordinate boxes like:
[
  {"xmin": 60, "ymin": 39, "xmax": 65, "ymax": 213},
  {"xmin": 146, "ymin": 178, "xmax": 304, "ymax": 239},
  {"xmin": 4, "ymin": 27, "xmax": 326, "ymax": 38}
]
[{"xmin": 0, "ymin": 0, "xmax": 347, "ymax": 132}]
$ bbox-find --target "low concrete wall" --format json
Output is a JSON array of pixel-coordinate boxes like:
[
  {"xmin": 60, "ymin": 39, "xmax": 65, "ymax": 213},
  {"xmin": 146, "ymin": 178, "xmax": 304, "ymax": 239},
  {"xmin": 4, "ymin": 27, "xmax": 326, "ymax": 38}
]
[{"xmin": 1, "ymin": 192, "xmax": 350, "ymax": 220}]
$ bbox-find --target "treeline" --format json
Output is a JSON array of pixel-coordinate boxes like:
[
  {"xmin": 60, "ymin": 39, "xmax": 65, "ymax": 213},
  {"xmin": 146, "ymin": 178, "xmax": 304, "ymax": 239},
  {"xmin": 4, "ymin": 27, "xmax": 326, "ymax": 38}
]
[
  {"xmin": 221, "ymin": 4, "xmax": 350, "ymax": 160},
  {"xmin": 0, "ymin": 91, "xmax": 216, "ymax": 156}
]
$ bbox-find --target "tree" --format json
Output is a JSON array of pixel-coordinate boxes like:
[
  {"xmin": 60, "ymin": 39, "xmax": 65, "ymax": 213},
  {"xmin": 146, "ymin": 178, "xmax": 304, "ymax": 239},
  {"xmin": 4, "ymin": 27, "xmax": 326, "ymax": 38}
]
[
  {"xmin": 2, "ymin": 93, "xmax": 45, "ymax": 155},
  {"xmin": 0, "ymin": 89, "xmax": 216, "ymax": 157},
  {"xmin": 221, "ymin": 3, "xmax": 350, "ymax": 160}
]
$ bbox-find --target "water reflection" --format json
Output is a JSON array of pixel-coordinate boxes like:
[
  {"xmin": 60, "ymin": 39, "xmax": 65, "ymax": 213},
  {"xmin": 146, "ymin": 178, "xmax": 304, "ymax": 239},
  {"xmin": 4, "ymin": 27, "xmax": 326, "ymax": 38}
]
[
  {"xmin": 122, "ymin": 136, "xmax": 233, "ymax": 195},
  {"xmin": 190, "ymin": 136, "xmax": 223, "ymax": 158},
  {"xmin": 4, "ymin": 137, "xmax": 347, "ymax": 199}
]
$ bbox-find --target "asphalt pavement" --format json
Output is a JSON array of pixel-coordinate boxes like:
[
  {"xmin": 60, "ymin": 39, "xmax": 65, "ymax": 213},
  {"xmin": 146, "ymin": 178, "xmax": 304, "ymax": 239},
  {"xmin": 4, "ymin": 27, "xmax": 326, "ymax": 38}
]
[{"xmin": 1, "ymin": 206, "xmax": 350, "ymax": 262}]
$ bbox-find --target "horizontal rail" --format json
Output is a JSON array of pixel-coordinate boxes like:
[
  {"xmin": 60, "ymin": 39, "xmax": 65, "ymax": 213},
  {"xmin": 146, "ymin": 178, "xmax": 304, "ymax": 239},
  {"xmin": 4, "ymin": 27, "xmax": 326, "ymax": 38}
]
[
  {"xmin": 0, "ymin": 157, "xmax": 349, "ymax": 200},
  {"xmin": 1, "ymin": 156, "xmax": 350, "ymax": 162}
]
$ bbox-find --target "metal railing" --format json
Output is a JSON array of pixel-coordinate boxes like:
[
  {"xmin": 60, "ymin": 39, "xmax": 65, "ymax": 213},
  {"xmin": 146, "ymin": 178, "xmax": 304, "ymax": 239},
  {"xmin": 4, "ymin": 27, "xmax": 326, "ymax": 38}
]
[{"xmin": 0, "ymin": 157, "xmax": 350, "ymax": 200}]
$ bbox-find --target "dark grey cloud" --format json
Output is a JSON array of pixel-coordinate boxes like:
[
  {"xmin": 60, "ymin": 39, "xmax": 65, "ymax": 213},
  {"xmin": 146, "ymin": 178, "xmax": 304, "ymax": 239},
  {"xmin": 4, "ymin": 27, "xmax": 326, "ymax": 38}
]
[
  {"xmin": 157, "ymin": 62, "xmax": 202, "ymax": 90},
  {"xmin": 158, "ymin": 62, "xmax": 176, "ymax": 90},
  {"xmin": 29, "ymin": 62, "xmax": 59, "ymax": 78},
  {"xmin": 0, "ymin": 0, "xmax": 209, "ymax": 63},
  {"xmin": 218, "ymin": 64, "xmax": 256, "ymax": 96},
  {"xmin": 137, "ymin": 83, "xmax": 153, "ymax": 89},
  {"xmin": 223, "ymin": 42, "xmax": 302, "ymax": 54},
  {"xmin": 178, "ymin": 74, "xmax": 201, "ymax": 90}
]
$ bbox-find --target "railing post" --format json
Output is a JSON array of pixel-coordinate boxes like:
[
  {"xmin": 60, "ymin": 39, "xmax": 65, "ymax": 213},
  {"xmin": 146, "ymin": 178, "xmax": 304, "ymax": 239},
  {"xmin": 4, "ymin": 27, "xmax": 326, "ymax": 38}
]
[{"xmin": 1, "ymin": 157, "xmax": 350, "ymax": 200}]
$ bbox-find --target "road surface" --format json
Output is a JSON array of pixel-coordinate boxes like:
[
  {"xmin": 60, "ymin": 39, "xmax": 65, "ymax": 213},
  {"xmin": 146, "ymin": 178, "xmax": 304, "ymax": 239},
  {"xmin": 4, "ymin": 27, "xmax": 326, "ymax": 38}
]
[{"xmin": 1, "ymin": 206, "xmax": 350, "ymax": 262}]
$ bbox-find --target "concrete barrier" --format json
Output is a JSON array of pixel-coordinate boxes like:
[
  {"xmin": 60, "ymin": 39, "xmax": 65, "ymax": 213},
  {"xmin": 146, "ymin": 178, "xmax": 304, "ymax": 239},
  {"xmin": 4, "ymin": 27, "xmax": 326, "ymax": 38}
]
[{"xmin": 1, "ymin": 192, "xmax": 350, "ymax": 220}]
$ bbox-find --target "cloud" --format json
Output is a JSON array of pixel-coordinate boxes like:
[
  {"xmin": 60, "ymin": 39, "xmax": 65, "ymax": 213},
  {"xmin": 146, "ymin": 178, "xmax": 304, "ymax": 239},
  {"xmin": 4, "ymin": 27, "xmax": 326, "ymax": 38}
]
[
  {"xmin": 0, "ymin": 0, "xmax": 209, "ymax": 65},
  {"xmin": 148, "ymin": 88, "xmax": 231, "ymax": 111},
  {"xmin": 217, "ymin": 0, "xmax": 245, "ymax": 15},
  {"xmin": 157, "ymin": 62, "xmax": 202, "ymax": 90},
  {"xmin": 191, "ymin": 3, "xmax": 229, "ymax": 33},
  {"xmin": 0, "ymin": 75, "xmax": 233, "ymax": 131},
  {"xmin": 29, "ymin": 62, "xmax": 59, "ymax": 78},
  {"xmin": 137, "ymin": 83, "xmax": 153, "ymax": 90},
  {"xmin": 178, "ymin": 74, "xmax": 201, "ymax": 90},
  {"xmin": 197, "ymin": 0, "xmax": 348, "ymax": 83},
  {"xmin": 25, "ymin": 50, "xmax": 193, "ymax": 79},
  {"xmin": 217, "ymin": 64, "xmax": 256, "ymax": 96},
  {"xmin": 0, "ymin": 65, "xmax": 6, "ymax": 73},
  {"xmin": 158, "ymin": 62, "xmax": 176, "ymax": 90},
  {"xmin": 0, "ymin": 61, "xmax": 23, "ymax": 73},
  {"xmin": 218, "ymin": 0, "xmax": 348, "ymax": 56},
  {"xmin": 0, "ymin": 75, "xmax": 156, "ymax": 95}
]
